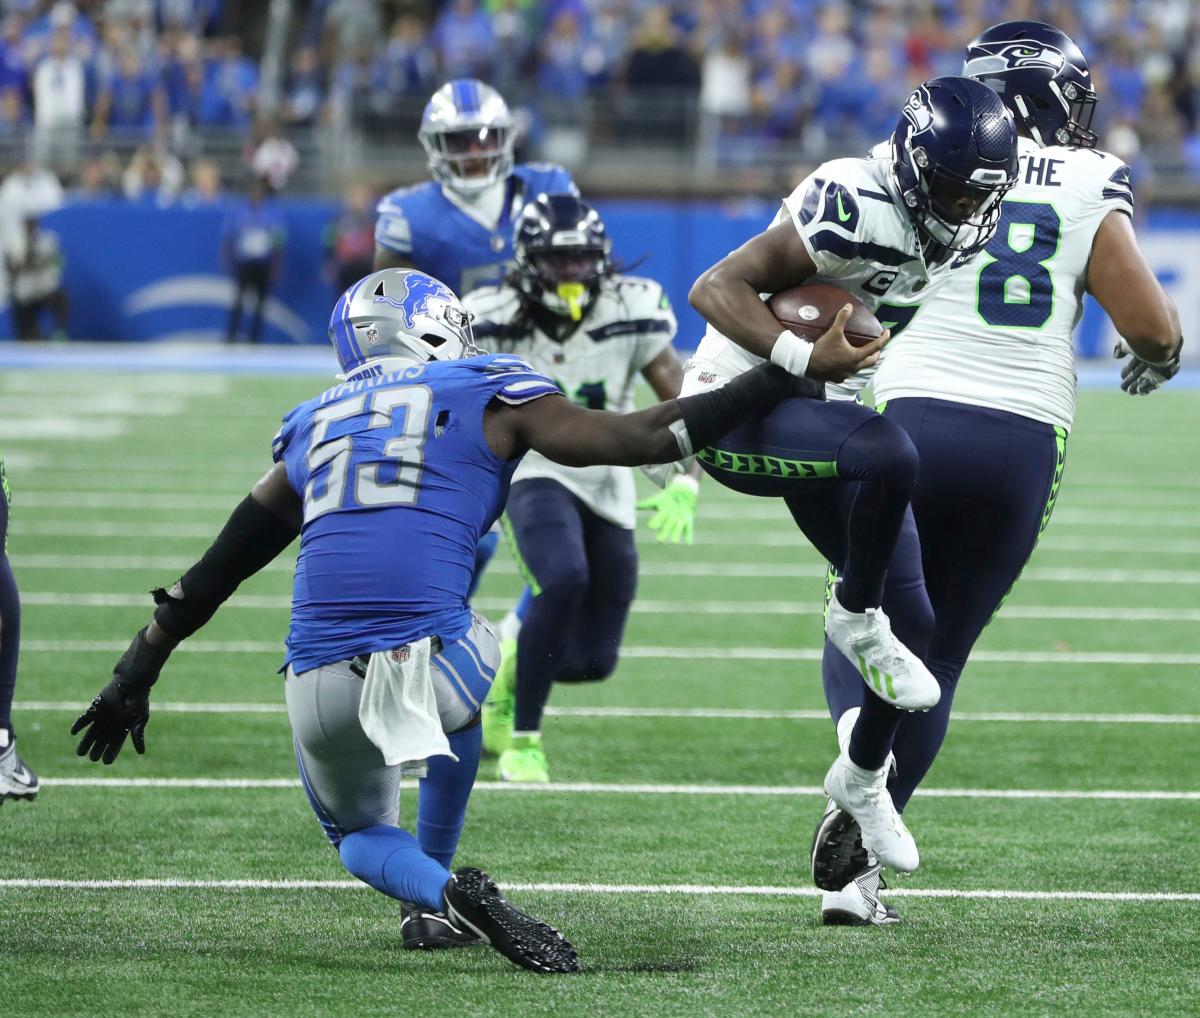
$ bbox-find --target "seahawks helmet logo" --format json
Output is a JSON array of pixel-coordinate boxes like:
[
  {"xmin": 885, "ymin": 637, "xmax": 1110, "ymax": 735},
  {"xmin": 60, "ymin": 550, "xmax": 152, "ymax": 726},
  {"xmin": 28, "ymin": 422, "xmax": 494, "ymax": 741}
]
[
  {"xmin": 901, "ymin": 87, "xmax": 934, "ymax": 133},
  {"xmin": 964, "ymin": 42, "xmax": 1066, "ymax": 77}
]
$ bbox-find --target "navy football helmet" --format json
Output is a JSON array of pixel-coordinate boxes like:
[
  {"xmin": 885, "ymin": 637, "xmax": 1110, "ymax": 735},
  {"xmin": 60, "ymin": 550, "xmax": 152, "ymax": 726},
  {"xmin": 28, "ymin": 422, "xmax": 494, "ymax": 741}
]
[
  {"xmin": 890, "ymin": 76, "xmax": 1018, "ymax": 260},
  {"xmin": 514, "ymin": 193, "xmax": 612, "ymax": 322},
  {"xmin": 964, "ymin": 21, "xmax": 1097, "ymax": 149}
]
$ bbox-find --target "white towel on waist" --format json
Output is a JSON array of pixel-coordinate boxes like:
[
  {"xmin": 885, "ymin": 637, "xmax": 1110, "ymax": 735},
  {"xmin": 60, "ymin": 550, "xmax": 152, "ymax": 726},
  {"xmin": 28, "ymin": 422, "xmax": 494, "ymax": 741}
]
[{"xmin": 357, "ymin": 639, "xmax": 457, "ymax": 768}]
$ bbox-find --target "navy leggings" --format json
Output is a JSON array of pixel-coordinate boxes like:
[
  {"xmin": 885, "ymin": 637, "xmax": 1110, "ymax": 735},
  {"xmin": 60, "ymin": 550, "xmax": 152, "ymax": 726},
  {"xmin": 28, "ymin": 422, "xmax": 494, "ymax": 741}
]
[
  {"xmin": 0, "ymin": 462, "xmax": 20, "ymax": 734},
  {"xmin": 503, "ymin": 478, "xmax": 639, "ymax": 733},
  {"xmin": 822, "ymin": 397, "xmax": 1066, "ymax": 809}
]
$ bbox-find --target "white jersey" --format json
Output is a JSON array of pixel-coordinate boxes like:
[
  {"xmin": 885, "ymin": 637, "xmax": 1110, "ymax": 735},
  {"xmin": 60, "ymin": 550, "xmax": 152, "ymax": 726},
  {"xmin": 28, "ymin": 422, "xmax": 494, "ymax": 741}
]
[
  {"xmin": 463, "ymin": 275, "xmax": 676, "ymax": 528},
  {"xmin": 872, "ymin": 137, "xmax": 1133, "ymax": 431},
  {"xmin": 686, "ymin": 155, "xmax": 961, "ymax": 400}
]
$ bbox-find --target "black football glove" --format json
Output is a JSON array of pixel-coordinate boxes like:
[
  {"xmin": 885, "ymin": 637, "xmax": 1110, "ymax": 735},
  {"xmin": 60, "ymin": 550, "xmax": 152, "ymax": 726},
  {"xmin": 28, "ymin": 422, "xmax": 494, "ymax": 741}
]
[
  {"xmin": 1114, "ymin": 337, "xmax": 1183, "ymax": 396},
  {"xmin": 71, "ymin": 627, "xmax": 171, "ymax": 764}
]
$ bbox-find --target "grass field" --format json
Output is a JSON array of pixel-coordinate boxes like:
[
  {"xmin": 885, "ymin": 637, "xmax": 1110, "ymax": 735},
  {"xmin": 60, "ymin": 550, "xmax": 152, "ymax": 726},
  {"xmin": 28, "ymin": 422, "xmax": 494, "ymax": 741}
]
[{"xmin": 1, "ymin": 367, "xmax": 1198, "ymax": 1016}]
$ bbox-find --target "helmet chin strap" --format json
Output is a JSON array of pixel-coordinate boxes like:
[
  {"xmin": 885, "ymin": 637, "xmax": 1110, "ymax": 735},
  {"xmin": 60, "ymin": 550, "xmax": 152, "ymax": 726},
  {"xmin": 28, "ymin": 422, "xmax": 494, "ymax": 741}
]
[{"xmin": 1012, "ymin": 94, "xmax": 1047, "ymax": 147}]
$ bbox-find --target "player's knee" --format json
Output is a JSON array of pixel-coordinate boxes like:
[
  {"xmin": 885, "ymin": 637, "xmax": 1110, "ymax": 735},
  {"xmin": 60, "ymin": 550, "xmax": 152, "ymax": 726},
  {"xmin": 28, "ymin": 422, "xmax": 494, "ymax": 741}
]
[
  {"xmin": 537, "ymin": 561, "xmax": 590, "ymax": 604},
  {"xmin": 846, "ymin": 415, "xmax": 919, "ymax": 492},
  {"xmin": 558, "ymin": 648, "xmax": 620, "ymax": 683}
]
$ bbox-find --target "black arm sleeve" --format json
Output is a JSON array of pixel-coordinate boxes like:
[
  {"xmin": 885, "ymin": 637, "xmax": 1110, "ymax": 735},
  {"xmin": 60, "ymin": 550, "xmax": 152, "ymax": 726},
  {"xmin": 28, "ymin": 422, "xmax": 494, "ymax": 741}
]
[
  {"xmin": 675, "ymin": 363, "xmax": 824, "ymax": 454},
  {"xmin": 152, "ymin": 495, "xmax": 300, "ymax": 640}
]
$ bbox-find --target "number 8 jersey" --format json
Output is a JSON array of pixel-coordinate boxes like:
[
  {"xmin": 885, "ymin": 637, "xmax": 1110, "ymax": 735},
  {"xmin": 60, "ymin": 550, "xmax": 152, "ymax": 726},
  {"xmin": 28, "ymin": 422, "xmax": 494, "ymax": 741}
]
[
  {"xmin": 271, "ymin": 354, "xmax": 560, "ymax": 673},
  {"xmin": 872, "ymin": 136, "xmax": 1133, "ymax": 430}
]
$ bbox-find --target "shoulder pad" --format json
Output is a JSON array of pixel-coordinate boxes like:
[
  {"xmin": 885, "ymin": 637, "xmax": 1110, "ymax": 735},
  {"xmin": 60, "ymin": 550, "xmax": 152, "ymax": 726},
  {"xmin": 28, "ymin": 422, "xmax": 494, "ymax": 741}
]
[{"xmin": 608, "ymin": 274, "xmax": 670, "ymax": 313}]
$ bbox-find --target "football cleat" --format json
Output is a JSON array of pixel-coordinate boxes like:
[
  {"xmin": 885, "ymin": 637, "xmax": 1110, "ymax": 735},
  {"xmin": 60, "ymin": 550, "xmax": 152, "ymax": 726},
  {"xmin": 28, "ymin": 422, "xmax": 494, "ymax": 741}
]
[
  {"xmin": 400, "ymin": 901, "xmax": 481, "ymax": 949},
  {"xmin": 821, "ymin": 861, "xmax": 901, "ymax": 927},
  {"xmin": 442, "ymin": 868, "xmax": 580, "ymax": 973},
  {"xmin": 498, "ymin": 734, "xmax": 549, "ymax": 784},
  {"xmin": 0, "ymin": 739, "xmax": 39, "ymax": 804},
  {"xmin": 825, "ymin": 588, "xmax": 940, "ymax": 711},
  {"xmin": 481, "ymin": 637, "xmax": 517, "ymax": 758},
  {"xmin": 824, "ymin": 750, "xmax": 918, "ymax": 874},
  {"xmin": 811, "ymin": 800, "xmax": 869, "ymax": 892}
]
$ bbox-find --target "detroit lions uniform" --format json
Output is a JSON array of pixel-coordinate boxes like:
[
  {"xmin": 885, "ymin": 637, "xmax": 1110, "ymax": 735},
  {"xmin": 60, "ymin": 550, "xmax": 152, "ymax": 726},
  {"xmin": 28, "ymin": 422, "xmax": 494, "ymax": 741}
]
[
  {"xmin": 464, "ymin": 275, "xmax": 677, "ymax": 529},
  {"xmin": 374, "ymin": 163, "xmax": 578, "ymax": 297},
  {"xmin": 820, "ymin": 138, "xmax": 1136, "ymax": 816}
]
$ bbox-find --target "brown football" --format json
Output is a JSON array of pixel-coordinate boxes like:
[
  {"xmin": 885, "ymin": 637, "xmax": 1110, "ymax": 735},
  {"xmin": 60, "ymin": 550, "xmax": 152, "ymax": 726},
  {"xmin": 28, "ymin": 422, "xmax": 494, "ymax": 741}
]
[{"xmin": 766, "ymin": 283, "xmax": 883, "ymax": 349}]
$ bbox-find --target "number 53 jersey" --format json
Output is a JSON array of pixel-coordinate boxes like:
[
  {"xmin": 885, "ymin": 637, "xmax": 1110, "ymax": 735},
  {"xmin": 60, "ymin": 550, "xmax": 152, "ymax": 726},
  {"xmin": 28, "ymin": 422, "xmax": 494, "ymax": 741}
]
[
  {"xmin": 272, "ymin": 354, "xmax": 560, "ymax": 673},
  {"xmin": 872, "ymin": 136, "xmax": 1133, "ymax": 431}
]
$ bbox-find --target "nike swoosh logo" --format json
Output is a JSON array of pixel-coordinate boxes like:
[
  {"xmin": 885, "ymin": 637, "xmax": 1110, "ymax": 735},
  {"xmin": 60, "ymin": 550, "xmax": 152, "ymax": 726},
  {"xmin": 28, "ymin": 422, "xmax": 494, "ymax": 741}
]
[
  {"xmin": 11, "ymin": 765, "xmax": 32, "ymax": 784},
  {"xmin": 836, "ymin": 193, "xmax": 853, "ymax": 222}
]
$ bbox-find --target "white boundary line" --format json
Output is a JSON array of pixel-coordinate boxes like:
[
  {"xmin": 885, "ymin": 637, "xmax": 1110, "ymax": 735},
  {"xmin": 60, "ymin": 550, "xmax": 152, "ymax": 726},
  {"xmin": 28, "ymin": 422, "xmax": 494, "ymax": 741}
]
[
  {"xmin": 0, "ymin": 878, "xmax": 1195, "ymax": 902},
  {"xmin": 12, "ymin": 554, "xmax": 1200, "ymax": 585},
  {"xmin": 37, "ymin": 777, "xmax": 1200, "ymax": 800},
  {"xmin": 18, "ymin": 639, "xmax": 1200, "ymax": 665},
  {"xmin": 19, "ymin": 591, "xmax": 1200, "ymax": 624},
  {"xmin": 17, "ymin": 701, "xmax": 1200, "ymax": 725}
]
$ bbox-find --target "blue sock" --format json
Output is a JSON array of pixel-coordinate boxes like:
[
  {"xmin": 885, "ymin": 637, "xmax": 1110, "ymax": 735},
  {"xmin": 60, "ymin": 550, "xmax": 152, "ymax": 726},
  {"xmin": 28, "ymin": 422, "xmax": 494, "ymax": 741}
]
[
  {"xmin": 417, "ymin": 725, "xmax": 481, "ymax": 869},
  {"xmin": 467, "ymin": 531, "xmax": 499, "ymax": 599},
  {"xmin": 338, "ymin": 825, "xmax": 450, "ymax": 911},
  {"xmin": 514, "ymin": 585, "xmax": 534, "ymax": 623},
  {"xmin": 0, "ymin": 552, "xmax": 20, "ymax": 736}
]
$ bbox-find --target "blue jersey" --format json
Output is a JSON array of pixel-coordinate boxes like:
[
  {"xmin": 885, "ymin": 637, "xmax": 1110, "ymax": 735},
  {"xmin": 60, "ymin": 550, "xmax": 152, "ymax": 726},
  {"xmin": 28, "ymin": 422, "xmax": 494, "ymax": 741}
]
[
  {"xmin": 272, "ymin": 354, "xmax": 560, "ymax": 673},
  {"xmin": 374, "ymin": 163, "xmax": 578, "ymax": 296}
]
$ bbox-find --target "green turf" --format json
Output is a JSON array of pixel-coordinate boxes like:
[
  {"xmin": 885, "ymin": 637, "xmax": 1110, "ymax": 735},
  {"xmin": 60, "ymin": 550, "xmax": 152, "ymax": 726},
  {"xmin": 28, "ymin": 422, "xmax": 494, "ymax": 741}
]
[{"xmin": 1, "ymin": 372, "xmax": 1199, "ymax": 1016}]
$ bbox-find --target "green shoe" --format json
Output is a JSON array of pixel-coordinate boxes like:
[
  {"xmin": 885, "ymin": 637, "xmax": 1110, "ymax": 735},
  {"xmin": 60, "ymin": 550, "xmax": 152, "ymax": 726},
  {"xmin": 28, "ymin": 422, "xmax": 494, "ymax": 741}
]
[
  {"xmin": 498, "ymin": 735, "xmax": 549, "ymax": 784},
  {"xmin": 481, "ymin": 637, "xmax": 517, "ymax": 758}
]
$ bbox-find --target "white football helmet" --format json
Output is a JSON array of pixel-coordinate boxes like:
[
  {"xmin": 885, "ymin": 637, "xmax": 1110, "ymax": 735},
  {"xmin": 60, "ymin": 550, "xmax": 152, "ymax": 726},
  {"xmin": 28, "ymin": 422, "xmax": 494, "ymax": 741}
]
[
  {"xmin": 418, "ymin": 79, "xmax": 515, "ymax": 194},
  {"xmin": 328, "ymin": 269, "xmax": 477, "ymax": 376}
]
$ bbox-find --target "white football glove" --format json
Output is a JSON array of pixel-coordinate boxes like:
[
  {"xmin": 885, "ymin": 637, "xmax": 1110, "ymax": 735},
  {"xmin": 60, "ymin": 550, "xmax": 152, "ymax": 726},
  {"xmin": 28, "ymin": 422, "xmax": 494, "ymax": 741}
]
[{"xmin": 1113, "ymin": 337, "xmax": 1183, "ymax": 396}]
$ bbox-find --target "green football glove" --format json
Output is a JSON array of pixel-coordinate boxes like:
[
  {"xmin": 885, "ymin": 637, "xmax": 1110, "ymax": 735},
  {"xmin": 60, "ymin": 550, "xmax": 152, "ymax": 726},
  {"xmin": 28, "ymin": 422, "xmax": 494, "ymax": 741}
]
[{"xmin": 637, "ymin": 475, "xmax": 699, "ymax": 545}]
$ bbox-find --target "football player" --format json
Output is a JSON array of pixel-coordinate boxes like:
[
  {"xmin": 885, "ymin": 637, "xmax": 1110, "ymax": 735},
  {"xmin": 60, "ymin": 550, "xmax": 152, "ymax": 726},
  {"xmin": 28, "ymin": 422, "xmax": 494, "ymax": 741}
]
[
  {"xmin": 462, "ymin": 193, "xmax": 698, "ymax": 783},
  {"xmin": 71, "ymin": 268, "xmax": 835, "ymax": 969},
  {"xmin": 0, "ymin": 456, "xmax": 37, "ymax": 804},
  {"xmin": 373, "ymin": 78, "xmax": 579, "ymax": 601},
  {"xmin": 687, "ymin": 77, "xmax": 1020, "ymax": 877},
  {"xmin": 811, "ymin": 22, "xmax": 1182, "ymax": 925}
]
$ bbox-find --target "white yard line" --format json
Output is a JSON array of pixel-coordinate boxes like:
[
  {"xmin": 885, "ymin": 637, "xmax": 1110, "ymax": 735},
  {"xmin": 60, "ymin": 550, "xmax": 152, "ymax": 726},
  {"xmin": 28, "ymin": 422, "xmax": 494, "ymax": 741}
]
[
  {"xmin": 17, "ymin": 700, "xmax": 1200, "ymax": 725},
  {"xmin": 16, "ymin": 639, "xmax": 1200, "ymax": 665},
  {"xmin": 0, "ymin": 878, "xmax": 1195, "ymax": 902},
  {"xmin": 12, "ymin": 554, "xmax": 1200, "ymax": 585},
  {"xmin": 35, "ymin": 776, "xmax": 1200, "ymax": 801},
  {"xmin": 19, "ymin": 591, "xmax": 1200, "ymax": 624}
]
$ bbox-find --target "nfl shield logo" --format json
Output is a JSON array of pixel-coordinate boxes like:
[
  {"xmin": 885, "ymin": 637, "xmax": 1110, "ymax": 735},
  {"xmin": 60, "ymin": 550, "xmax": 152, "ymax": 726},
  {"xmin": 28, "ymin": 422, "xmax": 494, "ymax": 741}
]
[{"xmin": 391, "ymin": 646, "xmax": 411, "ymax": 663}]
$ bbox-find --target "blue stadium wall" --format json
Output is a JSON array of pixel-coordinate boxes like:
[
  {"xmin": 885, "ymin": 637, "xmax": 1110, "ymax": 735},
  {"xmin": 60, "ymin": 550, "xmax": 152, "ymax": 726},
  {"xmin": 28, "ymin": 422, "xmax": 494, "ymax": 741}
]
[{"xmin": 19, "ymin": 198, "xmax": 1198, "ymax": 358}]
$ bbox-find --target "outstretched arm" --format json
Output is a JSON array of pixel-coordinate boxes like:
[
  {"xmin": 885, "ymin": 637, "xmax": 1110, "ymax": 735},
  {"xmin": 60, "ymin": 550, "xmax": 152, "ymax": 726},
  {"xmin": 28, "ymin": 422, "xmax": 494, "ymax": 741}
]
[{"xmin": 71, "ymin": 464, "xmax": 301, "ymax": 763}]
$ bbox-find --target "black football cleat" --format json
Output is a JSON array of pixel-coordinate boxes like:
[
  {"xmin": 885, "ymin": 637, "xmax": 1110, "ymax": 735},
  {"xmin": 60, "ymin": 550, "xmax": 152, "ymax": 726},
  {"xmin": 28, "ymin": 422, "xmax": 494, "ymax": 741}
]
[
  {"xmin": 400, "ymin": 902, "xmax": 481, "ymax": 950},
  {"xmin": 811, "ymin": 800, "xmax": 868, "ymax": 891},
  {"xmin": 442, "ymin": 868, "xmax": 580, "ymax": 974}
]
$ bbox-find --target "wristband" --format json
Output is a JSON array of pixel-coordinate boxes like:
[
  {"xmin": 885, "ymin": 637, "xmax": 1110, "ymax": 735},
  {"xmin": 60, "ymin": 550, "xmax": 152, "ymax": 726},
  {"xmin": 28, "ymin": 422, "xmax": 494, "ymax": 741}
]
[
  {"xmin": 769, "ymin": 329, "xmax": 813, "ymax": 378},
  {"xmin": 669, "ymin": 474, "xmax": 700, "ymax": 495}
]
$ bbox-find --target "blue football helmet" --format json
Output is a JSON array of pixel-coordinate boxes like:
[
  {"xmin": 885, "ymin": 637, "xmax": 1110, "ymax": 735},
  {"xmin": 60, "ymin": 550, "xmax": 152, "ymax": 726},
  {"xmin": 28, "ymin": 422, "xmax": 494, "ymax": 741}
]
[
  {"xmin": 964, "ymin": 21, "xmax": 1097, "ymax": 149},
  {"xmin": 513, "ymin": 193, "xmax": 612, "ymax": 322},
  {"xmin": 329, "ymin": 268, "xmax": 477, "ymax": 376},
  {"xmin": 890, "ymin": 76, "xmax": 1018, "ymax": 260},
  {"xmin": 418, "ymin": 79, "xmax": 515, "ymax": 194}
]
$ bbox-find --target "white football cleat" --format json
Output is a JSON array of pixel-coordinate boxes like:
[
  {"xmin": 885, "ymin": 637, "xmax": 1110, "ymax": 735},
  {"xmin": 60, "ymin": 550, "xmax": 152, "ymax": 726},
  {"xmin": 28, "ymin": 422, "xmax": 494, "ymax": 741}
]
[
  {"xmin": 825, "ymin": 588, "xmax": 940, "ymax": 711},
  {"xmin": 821, "ymin": 860, "xmax": 900, "ymax": 926},
  {"xmin": 823, "ymin": 750, "xmax": 918, "ymax": 874}
]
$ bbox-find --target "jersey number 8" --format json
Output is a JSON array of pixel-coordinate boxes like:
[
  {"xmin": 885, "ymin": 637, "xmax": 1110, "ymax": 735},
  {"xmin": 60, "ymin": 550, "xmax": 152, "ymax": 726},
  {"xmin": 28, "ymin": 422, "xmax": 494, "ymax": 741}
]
[
  {"xmin": 304, "ymin": 386, "xmax": 431, "ymax": 521},
  {"xmin": 976, "ymin": 201, "xmax": 1062, "ymax": 330}
]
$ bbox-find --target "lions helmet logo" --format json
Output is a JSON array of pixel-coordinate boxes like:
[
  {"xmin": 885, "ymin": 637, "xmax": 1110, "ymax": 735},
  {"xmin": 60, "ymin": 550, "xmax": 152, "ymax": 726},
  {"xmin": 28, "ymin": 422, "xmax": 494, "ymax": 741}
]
[
  {"xmin": 901, "ymin": 87, "xmax": 935, "ymax": 133},
  {"xmin": 374, "ymin": 274, "xmax": 456, "ymax": 332},
  {"xmin": 964, "ymin": 42, "xmax": 1068, "ymax": 78}
]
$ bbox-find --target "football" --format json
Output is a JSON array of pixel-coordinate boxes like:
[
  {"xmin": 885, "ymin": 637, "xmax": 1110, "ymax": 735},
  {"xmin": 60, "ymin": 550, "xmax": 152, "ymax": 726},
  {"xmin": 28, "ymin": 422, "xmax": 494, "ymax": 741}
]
[{"xmin": 767, "ymin": 283, "xmax": 884, "ymax": 348}]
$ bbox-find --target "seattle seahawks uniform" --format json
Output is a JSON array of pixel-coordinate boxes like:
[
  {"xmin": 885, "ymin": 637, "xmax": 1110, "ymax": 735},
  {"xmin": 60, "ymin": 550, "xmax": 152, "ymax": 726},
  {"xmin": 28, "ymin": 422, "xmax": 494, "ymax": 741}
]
[
  {"xmin": 374, "ymin": 163, "xmax": 579, "ymax": 298},
  {"xmin": 685, "ymin": 154, "xmax": 962, "ymax": 402},
  {"xmin": 872, "ymin": 136, "xmax": 1132, "ymax": 430},
  {"xmin": 464, "ymin": 275, "xmax": 677, "ymax": 529},
  {"xmin": 0, "ymin": 453, "xmax": 37, "ymax": 803}
]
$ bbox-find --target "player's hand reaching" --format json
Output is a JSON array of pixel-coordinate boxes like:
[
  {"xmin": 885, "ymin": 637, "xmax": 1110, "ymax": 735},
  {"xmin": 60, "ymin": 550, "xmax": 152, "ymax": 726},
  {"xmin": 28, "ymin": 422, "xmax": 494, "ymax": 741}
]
[
  {"xmin": 71, "ymin": 626, "xmax": 171, "ymax": 764},
  {"xmin": 806, "ymin": 305, "xmax": 890, "ymax": 384},
  {"xmin": 1113, "ymin": 336, "xmax": 1183, "ymax": 395},
  {"xmin": 637, "ymin": 475, "xmax": 699, "ymax": 545}
]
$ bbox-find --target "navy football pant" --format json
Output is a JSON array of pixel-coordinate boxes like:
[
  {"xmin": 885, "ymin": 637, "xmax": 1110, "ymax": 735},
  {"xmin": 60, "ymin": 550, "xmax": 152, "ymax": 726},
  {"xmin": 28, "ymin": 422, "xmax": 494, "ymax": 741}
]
[
  {"xmin": 822, "ymin": 397, "xmax": 1066, "ymax": 809},
  {"xmin": 503, "ymin": 478, "xmax": 638, "ymax": 734},
  {"xmin": 0, "ymin": 461, "xmax": 20, "ymax": 736}
]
